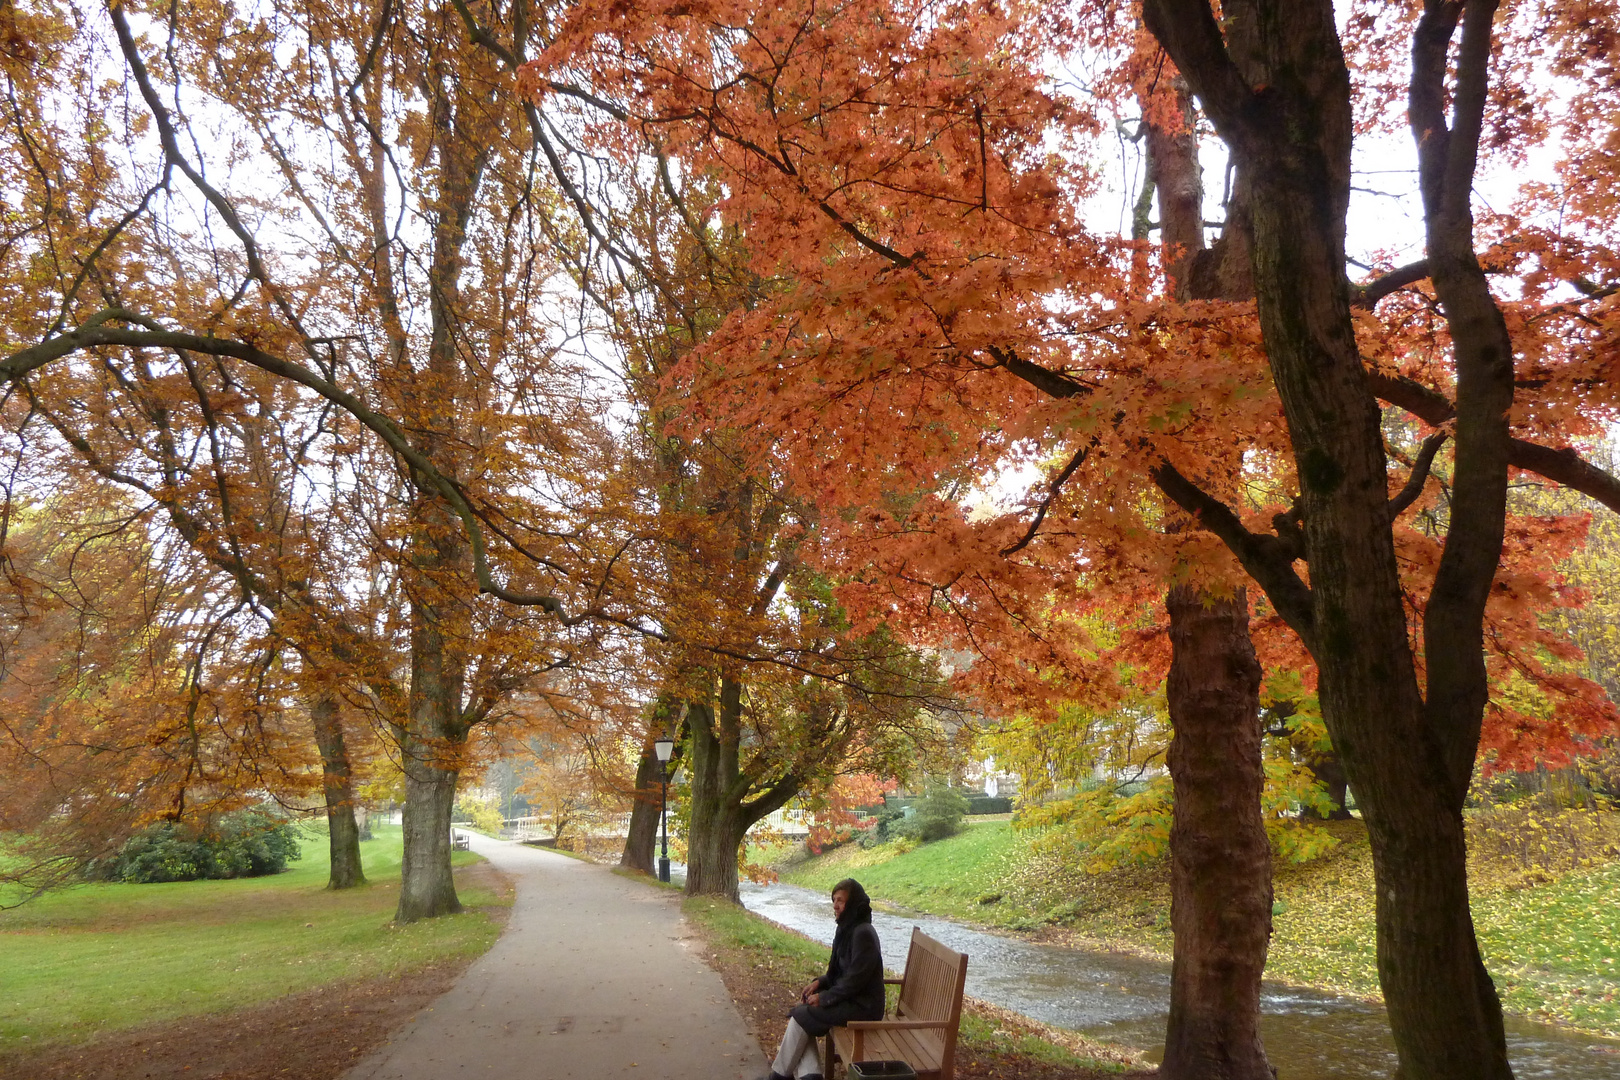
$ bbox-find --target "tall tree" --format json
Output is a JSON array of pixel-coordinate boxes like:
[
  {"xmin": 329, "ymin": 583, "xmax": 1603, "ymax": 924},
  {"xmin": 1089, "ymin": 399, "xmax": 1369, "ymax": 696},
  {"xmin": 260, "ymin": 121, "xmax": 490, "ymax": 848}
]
[
  {"xmin": 0, "ymin": 0, "xmax": 602, "ymax": 919},
  {"xmin": 0, "ymin": 484, "xmax": 326, "ymax": 892},
  {"xmin": 524, "ymin": 2, "xmax": 1620, "ymax": 1075},
  {"xmin": 1140, "ymin": 72, "xmax": 1274, "ymax": 1078}
]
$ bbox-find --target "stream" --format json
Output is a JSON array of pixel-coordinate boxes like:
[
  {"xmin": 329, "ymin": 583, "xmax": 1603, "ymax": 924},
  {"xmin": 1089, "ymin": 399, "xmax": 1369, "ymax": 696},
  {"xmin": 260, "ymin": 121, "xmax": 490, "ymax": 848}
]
[{"xmin": 732, "ymin": 879, "xmax": 1620, "ymax": 1079}]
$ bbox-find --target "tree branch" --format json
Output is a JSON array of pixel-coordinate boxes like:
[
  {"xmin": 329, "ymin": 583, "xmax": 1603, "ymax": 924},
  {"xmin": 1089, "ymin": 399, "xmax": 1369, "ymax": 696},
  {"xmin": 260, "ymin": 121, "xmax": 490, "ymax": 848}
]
[
  {"xmin": 1001, "ymin": 443, "xmax": 1091, "ymax": 556},
  {"xmin": 1149, "ymin": 459, "xmax": 1316, "ymax": 644},
  {"xmin": 1389, "ymin": 432, "xmax": 1448, "ymax": 520},
  {"xmin": 1368, "ymin": 370, "xmax": 1620, "ymax": 513},
  {"xmin": 1, "ymin": 311, "xmax": 578, "ymax": 616},
  {"xmin": 1352, "ymin": 260, "xmax": 1430, "ymax": 307},
  {"xmin": 1138, "ymin": 0, "xmax": 1259, "ymax": 149}
]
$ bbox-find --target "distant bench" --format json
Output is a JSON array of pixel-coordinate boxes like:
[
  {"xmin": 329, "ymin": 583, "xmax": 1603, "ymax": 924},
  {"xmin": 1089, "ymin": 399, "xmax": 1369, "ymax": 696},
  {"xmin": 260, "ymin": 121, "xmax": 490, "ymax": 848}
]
[
  {"xmin": 451, "ymin": 831, "xmax": 470, "ymax": 851},
  {"xmin": 823, "ymin": 927, "xmax": 969, "ymax": 1080}
]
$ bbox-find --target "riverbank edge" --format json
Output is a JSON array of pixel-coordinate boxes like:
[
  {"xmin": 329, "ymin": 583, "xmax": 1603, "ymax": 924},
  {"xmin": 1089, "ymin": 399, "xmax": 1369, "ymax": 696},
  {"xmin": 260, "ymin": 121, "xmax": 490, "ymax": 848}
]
[
  {"xmin": 774, "ymin": 822, "xmax": 1620, "ymax": 1040},
  {"xmin": 662, "ymin": 883, "xmax": 1153, "ymax": 1078}
]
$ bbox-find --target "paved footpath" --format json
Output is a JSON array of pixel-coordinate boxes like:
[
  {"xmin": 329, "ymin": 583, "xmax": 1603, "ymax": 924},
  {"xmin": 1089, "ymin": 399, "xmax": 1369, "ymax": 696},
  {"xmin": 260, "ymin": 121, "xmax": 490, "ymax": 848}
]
[{"xmin": 345, "ymin": 835, "xmax": 764, "ymax": 1080}]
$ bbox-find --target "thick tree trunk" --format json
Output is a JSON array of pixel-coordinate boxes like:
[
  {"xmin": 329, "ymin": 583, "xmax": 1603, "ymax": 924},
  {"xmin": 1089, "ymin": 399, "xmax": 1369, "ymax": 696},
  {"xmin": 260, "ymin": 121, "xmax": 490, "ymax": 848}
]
[
  {"xmin": 310, "ymin": 694, "xmax": 366, "ymax": 889},
  {"xmin": 1365, "ymin": 788, "xmax": 1506, "ymax": 1080},
  {"xmin": 1244, "ymin": 143, "xmax": 1512, "ymax": 1080},
  {"xmin": 1146, "ymin": 88, "xmax": 1276, "ymax": 1080},
  {"xmin": 395, "ymin": 574, "xmax": 466, "ymax": 923},
  {"xmin": 398, "ymin": 752, "xmax": 461, "ymax": 921},
  {"xmin": 686, "ymin": 796, "xmax": 748, "ymax": 901},
  {"xmin": 1161, "ymin": 586, "xmax": 1272, "ymax": 1080},
  {"xmin": 684, "ymin": 694, "xmax": 746, "ymax": 901},
  {"xmin": 1141, "ymin": 4, "xmax": 1516, "ymax": 1076},
  {"xmin": 684, "ymin": 681, "xmax": 803, "ymax": 901},
  {"xmin": 620, "ymin": 746, "xmax": 661, "ymax": 874}
]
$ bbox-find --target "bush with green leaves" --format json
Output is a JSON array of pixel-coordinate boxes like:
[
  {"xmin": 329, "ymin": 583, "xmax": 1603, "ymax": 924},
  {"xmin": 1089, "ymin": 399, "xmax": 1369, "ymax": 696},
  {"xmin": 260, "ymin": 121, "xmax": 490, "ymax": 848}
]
[
  {"xmin": 98, "ymin": 808, "xmax": 303, "ymax": 884},
  {"xmin": 454, "ymin": 792, "xmax": 507, "ymax": 836},
  {"xmin": 903, "ymin": 784, "xmax": 971, "ymax": 843},
  {"xmin": 858, "ymin": 804, "xmax": 908, "ymax": 848}
]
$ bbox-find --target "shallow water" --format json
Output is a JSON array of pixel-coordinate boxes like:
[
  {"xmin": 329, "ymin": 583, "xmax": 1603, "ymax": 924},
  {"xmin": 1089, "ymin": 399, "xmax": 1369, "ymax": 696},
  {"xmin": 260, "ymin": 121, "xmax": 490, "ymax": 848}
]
[{"xmin": 735, "ymin": 879, "xmax": 1620, "ymax": 1079}]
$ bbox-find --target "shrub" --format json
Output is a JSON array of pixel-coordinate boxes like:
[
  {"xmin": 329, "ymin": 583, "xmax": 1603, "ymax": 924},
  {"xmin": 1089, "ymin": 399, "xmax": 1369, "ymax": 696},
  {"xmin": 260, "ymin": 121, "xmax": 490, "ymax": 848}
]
[
  {"xmin": 907, "ymin": 783, "xmax": 970, "ymax": 843},
  {"xmin": 859, "ymin": 804, "xmax": 909, "ymax": 848},
  {"xmin": 99, "ymin": 808, "xmax": 303, "ymax": 884},
  {"xmin": 455, "ymin": 793, "xmax": 507, "ymax": 836}
]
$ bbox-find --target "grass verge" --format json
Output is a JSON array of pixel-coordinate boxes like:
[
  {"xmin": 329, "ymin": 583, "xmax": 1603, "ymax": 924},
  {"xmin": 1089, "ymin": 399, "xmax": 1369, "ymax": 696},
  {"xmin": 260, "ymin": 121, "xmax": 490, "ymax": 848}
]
[
  {"xmin": 778, "ymin": 814, "xmax": 1620, "ymax": 1039},
  {"xmin": 680, "ymin": 892, "xmax": 1148, "ymax": 1078},
  {"xmin": 0, "ymin": 824, "xmax": 508, "ymax": 1048}
]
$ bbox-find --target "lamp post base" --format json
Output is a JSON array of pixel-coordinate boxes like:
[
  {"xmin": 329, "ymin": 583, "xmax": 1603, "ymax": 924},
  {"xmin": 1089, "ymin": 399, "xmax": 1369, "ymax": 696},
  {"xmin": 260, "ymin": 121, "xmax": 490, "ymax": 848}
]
[{"xmin": 658, "ymin": 856, "xmax": 670, "ymax": 883}]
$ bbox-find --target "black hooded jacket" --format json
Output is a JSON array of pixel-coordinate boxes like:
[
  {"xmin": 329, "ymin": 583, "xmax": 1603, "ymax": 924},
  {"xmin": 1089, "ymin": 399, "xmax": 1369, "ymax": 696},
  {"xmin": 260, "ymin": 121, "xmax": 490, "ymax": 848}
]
[{"xmin": 788, "ymin": 878, "xmax": 885, "ymax": 1037}]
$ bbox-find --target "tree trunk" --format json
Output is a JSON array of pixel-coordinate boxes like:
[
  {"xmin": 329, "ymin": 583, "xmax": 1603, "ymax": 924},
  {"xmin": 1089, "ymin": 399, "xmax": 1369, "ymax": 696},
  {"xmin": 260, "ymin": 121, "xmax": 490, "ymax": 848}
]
[
  {"xmin": 1146, "ymin": 85, "xmax": 1276, "ymax": 1080},
  {"xmin": 389, "ymin": 46, "xmax": 491, "ymax": 925},
  {"xmin": 683, "ymin": 681, "xmax": 803, "ymax": 901},
  {"xmin": 686, "ymin": 793, "xmax": 748, "ymax": 901},
  {"xmin": 395, "ymin": 568, "xmax": 466, "ymax": 923},
  {"xmin": 684, "ymin": 694, "xmax": 746, "ymax": 901},
  {"xmin": 620, "ymin": 744, "xmax": 661, "ymax": 874},
  {"xmin": 398, "ymin": 750, "xmax": 461, "ymax": 921},
  {"xmin": 1302, "ymin": 749, "xmax": 1353, "ymax": 821},
  {"xmin": 1161, "ymin": 586, "xmax": 1273, "ymax": 1080},
  {"xmin": 1141, "ymin": 4, "xmax": 1516, "ymax": 1076},
  {"xmin": 310, "ymin": 693, "xmax": 366, "ymax": 889}
]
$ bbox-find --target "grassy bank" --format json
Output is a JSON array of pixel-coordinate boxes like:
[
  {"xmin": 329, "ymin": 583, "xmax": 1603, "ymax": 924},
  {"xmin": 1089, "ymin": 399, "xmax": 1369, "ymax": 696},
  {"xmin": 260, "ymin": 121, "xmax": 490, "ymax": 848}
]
[
  {"xmin": 0, "ymin": 825, "xmax": 507, "ymax": 1047},
  {"xmin": 680, "ymin": 892, "xmax": 1147, "ymax": 1077},
  {"xmin": 778, "ymin": 814, "xmax": 1620, "ymax": 1039}
]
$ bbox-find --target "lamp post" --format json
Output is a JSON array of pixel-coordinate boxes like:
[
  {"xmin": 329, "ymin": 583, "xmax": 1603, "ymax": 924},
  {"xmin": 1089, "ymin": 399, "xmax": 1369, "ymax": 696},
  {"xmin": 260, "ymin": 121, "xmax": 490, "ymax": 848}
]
[{"xmin": 653, "ymin": 735, "xmax": 675, "ymax": 883}]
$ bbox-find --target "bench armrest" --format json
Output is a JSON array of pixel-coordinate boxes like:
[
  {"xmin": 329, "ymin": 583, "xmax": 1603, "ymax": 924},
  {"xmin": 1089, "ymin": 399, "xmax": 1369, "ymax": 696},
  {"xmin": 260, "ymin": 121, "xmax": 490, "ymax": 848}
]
[
  {"xmin": 882, "ymin": 978, "xmax": 904, "ymax": 985},
  {"xmin": 846, "ymin": 1019, "xmax": 949, "ymax": 1031}
]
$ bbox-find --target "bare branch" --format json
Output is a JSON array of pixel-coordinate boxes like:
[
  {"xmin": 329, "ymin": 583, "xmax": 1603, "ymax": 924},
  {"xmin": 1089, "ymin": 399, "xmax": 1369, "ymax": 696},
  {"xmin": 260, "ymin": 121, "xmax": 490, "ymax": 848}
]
[{"xmin": 1389, "ymin": 432, "xmax": 1448, "ymax": 520}]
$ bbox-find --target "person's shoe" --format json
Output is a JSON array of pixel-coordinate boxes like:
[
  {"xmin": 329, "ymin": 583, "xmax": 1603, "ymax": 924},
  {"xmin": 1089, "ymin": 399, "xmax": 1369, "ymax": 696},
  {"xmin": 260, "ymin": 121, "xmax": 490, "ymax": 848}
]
[{"xmin": 800, "ymin": 1074, "xmax": 824, "ymax": 1080}]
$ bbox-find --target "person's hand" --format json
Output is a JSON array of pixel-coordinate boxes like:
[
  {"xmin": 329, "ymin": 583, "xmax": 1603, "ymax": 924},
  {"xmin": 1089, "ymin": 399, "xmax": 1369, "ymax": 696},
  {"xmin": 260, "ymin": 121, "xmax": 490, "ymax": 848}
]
[
  {"xmin": 799, "ymin": 980, "xmax": 819, "ymax": 1002},
  {"xmin": 806, "ymin": 992, "xmax": 821, "ymax": 1007}
]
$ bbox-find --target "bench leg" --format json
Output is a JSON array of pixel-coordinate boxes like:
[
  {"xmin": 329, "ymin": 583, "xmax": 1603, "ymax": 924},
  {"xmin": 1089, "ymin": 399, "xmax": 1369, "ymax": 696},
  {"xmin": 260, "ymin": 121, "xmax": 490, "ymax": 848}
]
[{"xmin": 821, "ymin": 1034, "xmax": 832, "ymax": 1079}]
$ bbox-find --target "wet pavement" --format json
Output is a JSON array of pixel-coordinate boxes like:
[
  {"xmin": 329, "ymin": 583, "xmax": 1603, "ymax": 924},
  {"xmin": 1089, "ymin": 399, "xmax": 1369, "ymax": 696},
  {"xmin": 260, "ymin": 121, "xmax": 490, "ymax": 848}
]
[{"xmin": 344, "ymin": 838, "xmax": 762, "ymax": 1080}]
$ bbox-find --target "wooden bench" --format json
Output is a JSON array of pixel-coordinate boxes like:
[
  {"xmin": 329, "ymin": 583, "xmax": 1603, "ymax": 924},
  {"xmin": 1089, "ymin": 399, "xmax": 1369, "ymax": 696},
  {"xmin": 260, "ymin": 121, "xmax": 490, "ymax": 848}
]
[
  {"xmin": 823, "ymin": 927, "xmax": 969, "ymax": 1080},
  {"xmin": 451, "ymin": 831, "xmax": 470, "ymax": 850}
]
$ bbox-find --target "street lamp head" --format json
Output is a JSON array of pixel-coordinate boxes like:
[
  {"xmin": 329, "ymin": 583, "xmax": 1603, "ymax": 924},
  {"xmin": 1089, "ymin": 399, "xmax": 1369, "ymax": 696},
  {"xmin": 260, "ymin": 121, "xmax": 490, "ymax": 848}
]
[{"xmin": 653, "ymin": 735, "xmax": 675, "ymax": 763}]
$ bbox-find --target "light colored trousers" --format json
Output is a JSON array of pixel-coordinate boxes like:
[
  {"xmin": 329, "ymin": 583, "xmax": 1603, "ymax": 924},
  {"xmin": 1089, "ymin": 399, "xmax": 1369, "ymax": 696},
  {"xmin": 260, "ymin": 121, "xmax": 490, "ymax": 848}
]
[{"xmin": 770, "ymin": 1017, "xmax": 824, "ymax": 1078}]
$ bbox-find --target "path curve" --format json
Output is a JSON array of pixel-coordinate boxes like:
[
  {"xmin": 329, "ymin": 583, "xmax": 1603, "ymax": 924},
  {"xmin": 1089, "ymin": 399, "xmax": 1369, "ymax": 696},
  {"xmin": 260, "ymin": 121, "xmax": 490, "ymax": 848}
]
[{"xmin": 345, "ymin": 835, "xmax": 763, "ymax": 1080}]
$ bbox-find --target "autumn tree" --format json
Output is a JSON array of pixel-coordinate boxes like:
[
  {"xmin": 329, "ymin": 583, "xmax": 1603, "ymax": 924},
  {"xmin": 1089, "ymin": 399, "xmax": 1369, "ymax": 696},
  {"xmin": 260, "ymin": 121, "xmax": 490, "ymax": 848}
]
[
  {"xmin": 9, "ymin": 333, "xmax": 399, "ymax": 889},
  {"xmin": 522, "ymin": 2, "xmax": 1620, "ymax": 1076},
  {"xmin": 0, "ymin": 483, "xmax": 329, "ymax": 895},
  {"xmin": 531, "ymin": 157, "xmax": 964, "ymax": 896},
  {"xmin": 0, "ymin": 0, "xmax": 617, "ymax": 920}
]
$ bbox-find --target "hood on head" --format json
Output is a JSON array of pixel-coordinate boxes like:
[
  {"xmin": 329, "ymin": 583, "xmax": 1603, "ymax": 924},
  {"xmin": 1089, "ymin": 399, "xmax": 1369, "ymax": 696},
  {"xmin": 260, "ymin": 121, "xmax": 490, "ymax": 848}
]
[{"xmin": 832, "ymin": 877, "xmax": 873, "ymax": 925}]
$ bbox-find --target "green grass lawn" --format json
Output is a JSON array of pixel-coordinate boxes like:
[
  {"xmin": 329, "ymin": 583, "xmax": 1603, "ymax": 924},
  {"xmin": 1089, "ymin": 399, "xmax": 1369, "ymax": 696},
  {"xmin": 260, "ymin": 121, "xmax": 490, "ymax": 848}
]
[
  {"xmin": 775, "ymin": 822, "xmax": 1025, "ymax": 924},
  {"xmin": 0, "ymin": 825, "xmax": 506, "ymax": 1047},
  {"xmin": 779, "ymin": 816, "xmax": 1620, "ymax": 1039}
]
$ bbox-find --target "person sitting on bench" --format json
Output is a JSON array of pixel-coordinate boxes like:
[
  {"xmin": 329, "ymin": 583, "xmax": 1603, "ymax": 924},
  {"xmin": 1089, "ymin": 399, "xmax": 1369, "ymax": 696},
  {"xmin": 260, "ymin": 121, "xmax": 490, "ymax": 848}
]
[{"xmin": 763, "ymin": 878, "xmax": 884, "ymax": 1080}]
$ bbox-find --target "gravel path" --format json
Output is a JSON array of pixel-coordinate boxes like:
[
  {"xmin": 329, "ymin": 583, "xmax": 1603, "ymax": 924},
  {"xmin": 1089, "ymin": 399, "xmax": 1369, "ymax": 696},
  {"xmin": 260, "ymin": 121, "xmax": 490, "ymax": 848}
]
[{"xmin": 344, "ymin": 835, "xmax": 763, "ymax": 1080}]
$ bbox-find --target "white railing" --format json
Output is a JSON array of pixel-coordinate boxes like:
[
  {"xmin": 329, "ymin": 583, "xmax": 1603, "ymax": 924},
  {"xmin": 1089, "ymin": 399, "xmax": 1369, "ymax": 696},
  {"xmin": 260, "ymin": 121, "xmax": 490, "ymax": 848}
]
[{"xmin": 498, "ymin": 806, "xmax": 820, "ymax": 841}]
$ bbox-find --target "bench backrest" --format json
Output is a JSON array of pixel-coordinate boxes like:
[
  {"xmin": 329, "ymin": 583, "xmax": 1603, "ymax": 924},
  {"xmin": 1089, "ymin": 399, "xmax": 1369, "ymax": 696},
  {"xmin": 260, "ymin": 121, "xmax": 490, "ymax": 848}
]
[{"xmin": 895, "ymin": 927, "xmax": 968, "ymax": 1077}]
